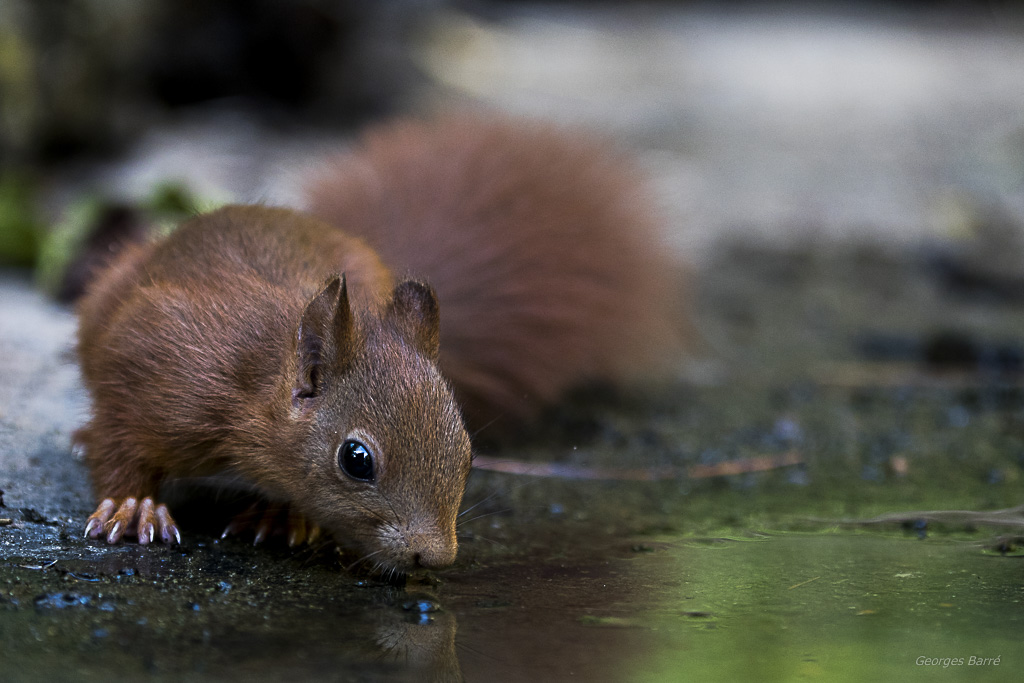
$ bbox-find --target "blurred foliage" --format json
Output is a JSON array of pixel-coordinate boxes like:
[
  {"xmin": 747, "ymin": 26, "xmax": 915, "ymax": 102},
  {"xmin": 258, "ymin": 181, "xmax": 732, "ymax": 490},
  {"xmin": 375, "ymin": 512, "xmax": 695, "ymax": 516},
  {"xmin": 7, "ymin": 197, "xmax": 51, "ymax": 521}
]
[
  {"xmin": 0, "ymin": 0, "xmax": 155, "ymax": 165},
  {"xmin": 0, "ymin": 0, "xmax": 437, "ymax": 169},
  {"xmin": 0, "ymin": 0, "xmax": 431, "ymax": 295},
  {"xmin": 1, "ymin": 165, "xmax": 213, "ymax": 294},
  {"xmin": 0, "ymin": 173, "xmax": 43, "ymax": 267},
  {"xmin": 35, "ymin": 182, "xmax": 216, "ymax": 300}
]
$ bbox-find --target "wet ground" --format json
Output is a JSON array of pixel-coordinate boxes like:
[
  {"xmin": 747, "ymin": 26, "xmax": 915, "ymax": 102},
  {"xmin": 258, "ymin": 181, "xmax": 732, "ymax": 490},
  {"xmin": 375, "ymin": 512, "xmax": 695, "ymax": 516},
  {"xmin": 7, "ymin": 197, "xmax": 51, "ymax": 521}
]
[
  {"xmin": 4, "ymin": 3, "xmax": 1024, "ymax": 682},
  {"xmin": 4, "ymin": 243, "xmax": 1024, "ymax": 682}
]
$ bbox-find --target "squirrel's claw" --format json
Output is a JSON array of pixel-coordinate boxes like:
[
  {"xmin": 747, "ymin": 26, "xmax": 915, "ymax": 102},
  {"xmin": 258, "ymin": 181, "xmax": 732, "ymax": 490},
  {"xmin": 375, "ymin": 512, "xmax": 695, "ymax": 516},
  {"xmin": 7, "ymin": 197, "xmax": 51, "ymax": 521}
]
[
  {"xmin": 155, "ymin": 504, "xmax": 181, "ymax": 544},
  {"xmin": 217, "ymin": 501, "xmax": 275, "ymax": 544},
  {"xmin": 84, "ymin": 498, "xmax": 116, "ymax": 539},
  {"xmin": 221, "ymin": 500, "xmax": 320, "ymax": 548},
  {"xmin": 253, "ymin": 504, "xmax": 281, "ymax": 545},
  {"xmin": 84, "ymin": 497, "xmax": 179, "ymax": 545},
  {"xmin": 287, "ymin": 514, "xmax": 321, "ymax": 548}
]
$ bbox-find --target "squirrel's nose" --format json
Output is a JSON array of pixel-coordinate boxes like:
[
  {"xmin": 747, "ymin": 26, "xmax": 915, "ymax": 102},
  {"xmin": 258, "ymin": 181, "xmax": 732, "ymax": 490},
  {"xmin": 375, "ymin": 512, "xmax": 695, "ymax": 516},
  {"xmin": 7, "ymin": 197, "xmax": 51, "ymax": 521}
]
[{"xmin": 412, "ymin": 538, "xmax": 457, "ymax": 570}]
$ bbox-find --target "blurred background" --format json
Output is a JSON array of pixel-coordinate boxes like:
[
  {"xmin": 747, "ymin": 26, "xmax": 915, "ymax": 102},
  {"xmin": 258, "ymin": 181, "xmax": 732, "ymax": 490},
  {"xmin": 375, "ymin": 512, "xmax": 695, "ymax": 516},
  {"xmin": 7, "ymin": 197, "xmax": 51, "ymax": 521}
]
[
  {"xmin": 6, "ymin": 0, "xmax": 1024, "ymax": 525},
  {"xmin": 2, "ymin": 0, "xmax": 1023, "ymax": 276},
  {"xmin": 5, "ymin": 0, "xmax": 1024, "ymax": 508},
  {"xmin": 3, "ymin": 3, "xmax": 1024, "ymax": 680}
]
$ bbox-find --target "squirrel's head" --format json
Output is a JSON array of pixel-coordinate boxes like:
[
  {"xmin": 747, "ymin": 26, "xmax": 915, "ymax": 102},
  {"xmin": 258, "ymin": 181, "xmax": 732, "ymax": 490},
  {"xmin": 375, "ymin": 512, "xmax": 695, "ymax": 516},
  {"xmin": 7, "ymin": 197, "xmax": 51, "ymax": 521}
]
[{"xmin": 284, "ymin": 275, "xmax": 472, "ymax": 575}]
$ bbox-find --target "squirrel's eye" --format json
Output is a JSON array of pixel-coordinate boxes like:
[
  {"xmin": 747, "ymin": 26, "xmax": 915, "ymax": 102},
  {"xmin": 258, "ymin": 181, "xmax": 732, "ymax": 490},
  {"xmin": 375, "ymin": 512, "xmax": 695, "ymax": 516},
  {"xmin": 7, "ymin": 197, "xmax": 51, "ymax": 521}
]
[{"xmin": 339, "ymin": 439, "xmax": 375, "ymax": 482}]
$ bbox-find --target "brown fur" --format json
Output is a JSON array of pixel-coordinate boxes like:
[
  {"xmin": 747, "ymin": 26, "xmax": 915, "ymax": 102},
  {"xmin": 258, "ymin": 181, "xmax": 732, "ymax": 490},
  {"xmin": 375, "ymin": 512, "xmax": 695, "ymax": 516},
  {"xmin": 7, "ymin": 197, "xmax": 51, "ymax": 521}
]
[
  {"xmin": 77, "ymin": 206, "xmax": 471, "ymax": 571},
  {"xmin": 76, "ymin": 113, "xmax": 686, "ymax": 570},
  {"xmin": 306, "ymin": 112, "xmax": 686, "ymax": 427}
]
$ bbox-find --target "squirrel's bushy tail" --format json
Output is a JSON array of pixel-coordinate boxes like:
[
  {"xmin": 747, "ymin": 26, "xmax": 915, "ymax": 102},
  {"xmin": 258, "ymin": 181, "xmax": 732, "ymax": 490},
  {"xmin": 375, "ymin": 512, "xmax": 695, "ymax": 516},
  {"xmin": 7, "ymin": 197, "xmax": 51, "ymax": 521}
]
[{"xmin": 305, "ymin": 112, "xmax": 687, "ymax": 427}]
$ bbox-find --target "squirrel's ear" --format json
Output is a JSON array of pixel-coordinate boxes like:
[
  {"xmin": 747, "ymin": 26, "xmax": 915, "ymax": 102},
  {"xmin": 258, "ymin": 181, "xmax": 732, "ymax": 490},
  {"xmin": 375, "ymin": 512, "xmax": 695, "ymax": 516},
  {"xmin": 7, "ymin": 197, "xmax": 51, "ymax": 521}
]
[
  {"xmin": 294, "ymin": 275, "xmax": 353, "ymax": 403},
  {"xmin": 387, "ymin": 280, "xmax": 440, "ymax": 360}
]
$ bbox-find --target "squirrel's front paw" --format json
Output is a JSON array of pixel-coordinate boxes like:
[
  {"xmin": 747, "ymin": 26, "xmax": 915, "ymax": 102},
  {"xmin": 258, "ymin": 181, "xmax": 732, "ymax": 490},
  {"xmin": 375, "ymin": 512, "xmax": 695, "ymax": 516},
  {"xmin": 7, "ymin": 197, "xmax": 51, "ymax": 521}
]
[
  {"xmin": 221, "ymin": 501, "xmax": 322, "ymax": 548},
  {"xmin": 84, "ymin": 497, "xmax": 181, "ymax": 545}
]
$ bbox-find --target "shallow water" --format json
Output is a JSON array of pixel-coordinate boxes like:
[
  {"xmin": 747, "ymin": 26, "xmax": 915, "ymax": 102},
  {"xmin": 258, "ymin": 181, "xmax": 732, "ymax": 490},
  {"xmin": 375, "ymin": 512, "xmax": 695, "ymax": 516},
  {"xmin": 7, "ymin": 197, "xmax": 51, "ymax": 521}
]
[{"xmin": 1, "ymin": 531, "xmax": 1019, "ymax": 682}]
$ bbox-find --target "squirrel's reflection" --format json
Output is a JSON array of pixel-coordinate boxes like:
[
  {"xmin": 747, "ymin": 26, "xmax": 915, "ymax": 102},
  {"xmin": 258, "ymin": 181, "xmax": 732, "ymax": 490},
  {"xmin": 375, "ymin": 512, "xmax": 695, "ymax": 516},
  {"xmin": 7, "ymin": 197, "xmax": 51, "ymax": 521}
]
[{"xmin": 372, "ymin": 600, "xmax": 463, "ymax": 683}]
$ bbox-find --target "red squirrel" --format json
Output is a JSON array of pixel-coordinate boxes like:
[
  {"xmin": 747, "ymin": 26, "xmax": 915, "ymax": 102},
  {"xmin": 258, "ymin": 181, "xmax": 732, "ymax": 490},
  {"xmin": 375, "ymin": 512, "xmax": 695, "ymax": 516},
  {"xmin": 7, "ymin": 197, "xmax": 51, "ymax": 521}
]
[{"xmin": 75, "ymin": 112, "xmax": 684, "ymax": 573}]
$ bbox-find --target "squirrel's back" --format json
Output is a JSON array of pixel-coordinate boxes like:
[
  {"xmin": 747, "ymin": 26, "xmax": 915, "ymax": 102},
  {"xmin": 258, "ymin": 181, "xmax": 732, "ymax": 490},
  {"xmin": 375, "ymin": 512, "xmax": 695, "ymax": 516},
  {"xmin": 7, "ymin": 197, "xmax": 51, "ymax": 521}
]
[{"xmin": 305, "ymin": 113, "xmax": 686, "ymax": 426}]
